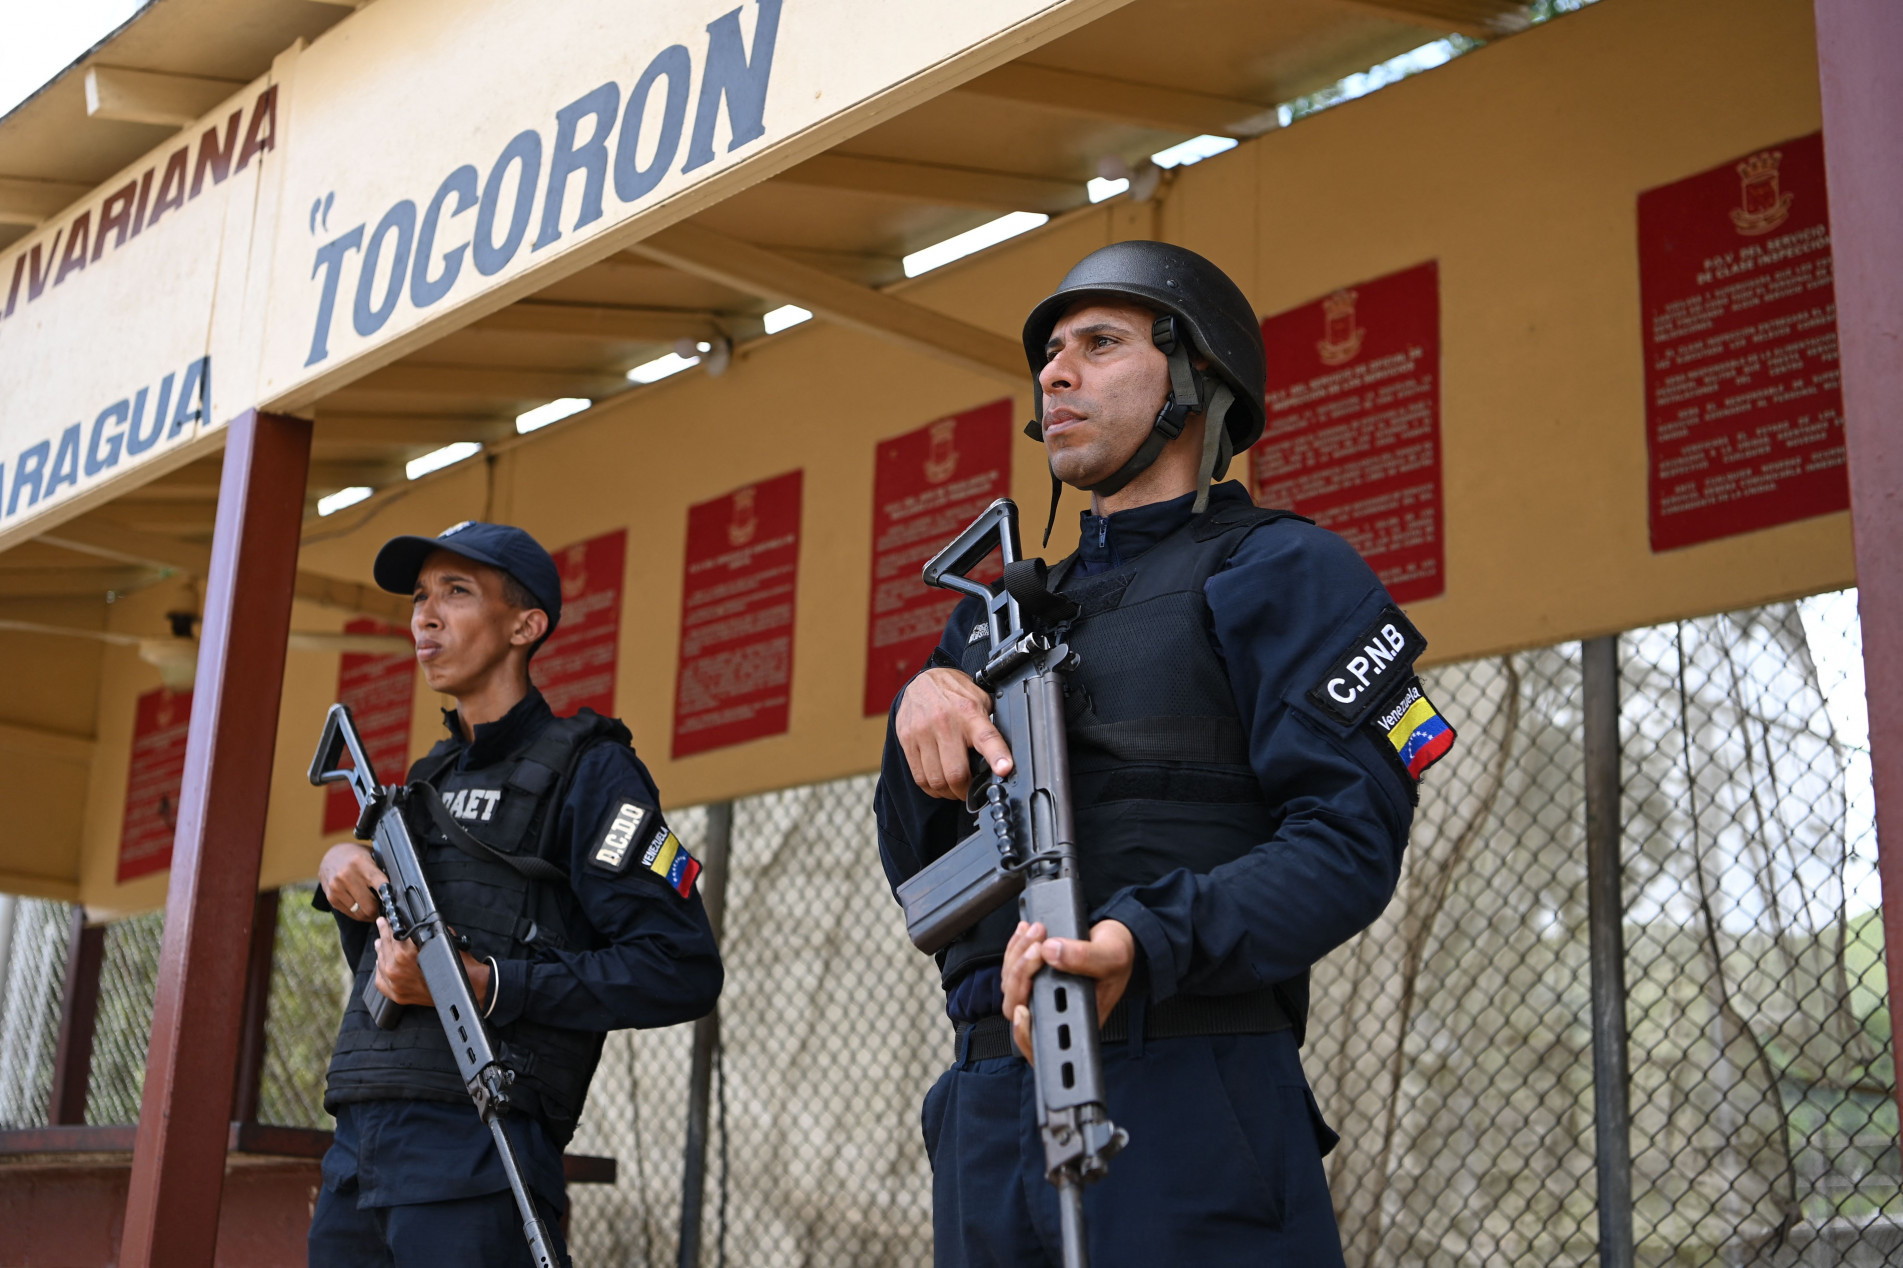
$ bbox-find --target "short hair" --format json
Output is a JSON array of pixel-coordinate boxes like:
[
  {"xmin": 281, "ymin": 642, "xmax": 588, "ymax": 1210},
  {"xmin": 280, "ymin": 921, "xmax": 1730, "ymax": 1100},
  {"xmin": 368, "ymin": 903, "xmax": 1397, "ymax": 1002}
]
[{"xmin": 497, "ymin": 570, "xmax": 552, "ymax": 659}]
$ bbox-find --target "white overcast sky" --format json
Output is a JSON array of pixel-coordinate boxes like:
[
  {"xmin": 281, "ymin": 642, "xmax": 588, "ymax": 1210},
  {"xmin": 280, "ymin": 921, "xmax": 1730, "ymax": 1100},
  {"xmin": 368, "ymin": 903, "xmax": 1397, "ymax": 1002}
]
[{"xmin": 0, "ymin": 0, "xmax": 145, "ymax": 119}]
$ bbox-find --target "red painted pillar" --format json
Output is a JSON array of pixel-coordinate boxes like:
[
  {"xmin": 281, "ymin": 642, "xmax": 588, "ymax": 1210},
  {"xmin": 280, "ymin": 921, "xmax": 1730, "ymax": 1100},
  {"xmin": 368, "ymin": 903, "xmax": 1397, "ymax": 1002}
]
[
  {"xmin": 229, "ymin": 888, "xmax": 280, "ymax": 1125},
  {"xmin": 120, "ymin": 411, "xmax": 312, "ymax": 1268},
  {"xmin": 1813, "ymin": 1, "xmax": 1903, "ymax": 1120},
  {"xmin": 48, "ymin": 910, "xmax": 105, "ymax": 1126}
]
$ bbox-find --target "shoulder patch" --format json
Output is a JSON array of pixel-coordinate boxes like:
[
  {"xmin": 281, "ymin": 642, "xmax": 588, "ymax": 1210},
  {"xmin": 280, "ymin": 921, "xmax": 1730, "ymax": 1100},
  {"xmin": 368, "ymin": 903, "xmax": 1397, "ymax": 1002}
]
[
  {"xmin": 589, "ymin": 799, "xmax": 656, "ymax": 874},
  {"xmin": 1370, "ymin": 677, "xmax": 1455, "ymax": 780},
  {"xmin": 639, "ymin": 823, "xmax": 702, "ymax": 898},
  {"xmin": 967, "ymin": 621, "xmax": 989, "ymax": 645},
  {"xmin": 1307, "ymin": 604, "xmax": 1428, "ymax": 727}
]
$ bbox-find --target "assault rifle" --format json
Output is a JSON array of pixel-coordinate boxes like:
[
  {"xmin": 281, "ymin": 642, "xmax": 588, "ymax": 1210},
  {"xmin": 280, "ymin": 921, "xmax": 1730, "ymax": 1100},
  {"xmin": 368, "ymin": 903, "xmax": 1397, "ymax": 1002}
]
[
  {"xmin": 310, "ymin": 703, "xmax": 558, "ymax": 1268},
  {"xmin": 895, "ymin": 498, "xmax": 1126, "ymax": 1268}
]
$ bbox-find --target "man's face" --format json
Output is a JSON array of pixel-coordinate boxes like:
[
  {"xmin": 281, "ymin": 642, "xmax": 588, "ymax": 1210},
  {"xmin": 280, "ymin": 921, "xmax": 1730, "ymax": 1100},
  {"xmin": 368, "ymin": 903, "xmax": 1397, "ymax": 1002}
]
[
  {"xmin": 410, "ymin": 550, "xmax": 539, "ymax": 697},
  {"xmin": 1037, "ymin": 299, "xmax": 1170, "ymax": 489}
]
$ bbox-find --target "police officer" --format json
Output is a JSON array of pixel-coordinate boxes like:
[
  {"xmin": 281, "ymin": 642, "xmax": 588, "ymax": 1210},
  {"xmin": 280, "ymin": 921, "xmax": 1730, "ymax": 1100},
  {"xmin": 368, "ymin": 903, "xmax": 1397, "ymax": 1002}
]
[
  {"xmin": 308, "ymin": 521, "xmax": 723, "ymax": 1267},
  {"xmin": 875, "ymin": 242, "xmax": 1453, "ymax": 1264}
]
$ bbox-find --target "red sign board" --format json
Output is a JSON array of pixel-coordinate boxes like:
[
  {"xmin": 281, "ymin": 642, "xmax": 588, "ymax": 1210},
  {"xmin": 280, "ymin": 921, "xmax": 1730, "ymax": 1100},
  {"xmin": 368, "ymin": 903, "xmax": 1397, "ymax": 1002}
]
[
  {"xmin": 538, "ymin": 529, "xmax": 627, "ymax": 718},
  {"xmin": 864, "ymin": 399, "xmax": 1013, "ymax": 716},
  {"xmin": 1639, "ymin": 131, "xmax": 1845, "ymax": 551},
  {"xmin": 323, "ymin": 619, "xmax": 415, "ymax": 836},
  {"xmin": 1251, "ymin": 261, "xmax": 1445, "ymax": 603},
  {"xmin": 673, "ymin": 470, "xmax": 803, "ymax": 757},
  {"xmin": 118, "ymin": 687, "xmax": 192, "ymax": 882}
]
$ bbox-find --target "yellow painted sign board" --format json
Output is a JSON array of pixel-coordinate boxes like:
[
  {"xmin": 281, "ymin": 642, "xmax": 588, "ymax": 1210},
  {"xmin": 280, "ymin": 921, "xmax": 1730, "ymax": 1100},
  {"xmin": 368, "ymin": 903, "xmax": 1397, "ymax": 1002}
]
[
  {"xmin": 0, "ymin": 0, "xmax": 1133, "ymax": 551},
  {"xmin": 0, "ymin": 79, "xmax": 286, "ymax": 548}
]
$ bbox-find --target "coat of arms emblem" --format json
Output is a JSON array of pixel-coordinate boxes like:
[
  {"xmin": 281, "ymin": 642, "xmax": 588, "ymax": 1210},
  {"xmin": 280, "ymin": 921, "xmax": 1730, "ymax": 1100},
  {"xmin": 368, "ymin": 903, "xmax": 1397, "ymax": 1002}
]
[
  {"xmin": 561, "ymin": 545, "xmax": 587, "ymax": 599},
  {"xmin": 727, "ymin": 486, "xmax": 758, "ymax": 547},
  {"xmin": 1316, "ymin": 289, "xmax": 1364, "ymax": 366},
  {"xmin": 923, "ymin": 417, "xmax": 960, "ymax": 484},
  {"xmin": 1730, "ymin": 149, "xmax": 1794, "ymax": 236}
]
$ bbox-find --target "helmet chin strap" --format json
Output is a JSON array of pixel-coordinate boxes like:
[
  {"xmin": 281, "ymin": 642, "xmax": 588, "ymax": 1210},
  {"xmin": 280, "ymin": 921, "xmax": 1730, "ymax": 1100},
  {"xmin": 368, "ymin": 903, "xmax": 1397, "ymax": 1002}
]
[{"xmin": 1191, "ymin": 383, "xmax": 1235, "ymax": 515}]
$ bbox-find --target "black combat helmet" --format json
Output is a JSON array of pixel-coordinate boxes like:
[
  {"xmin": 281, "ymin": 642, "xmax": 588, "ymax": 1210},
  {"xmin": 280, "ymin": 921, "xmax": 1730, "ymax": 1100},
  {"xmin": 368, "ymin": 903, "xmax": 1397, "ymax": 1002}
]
[{"xmin": 1021, "ymin": 241, "xmax": 1266, "ymax": 532}]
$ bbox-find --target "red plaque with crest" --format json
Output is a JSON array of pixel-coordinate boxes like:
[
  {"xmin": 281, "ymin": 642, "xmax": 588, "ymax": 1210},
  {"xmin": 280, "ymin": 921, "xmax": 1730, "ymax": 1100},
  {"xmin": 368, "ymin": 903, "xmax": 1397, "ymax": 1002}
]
[
  {"xmin": 1251, "ymin": 261, "xmax": 1445, "ymax": 604},
  {"xmin": 673, "ymin": 470, "xmax": 803, "ymax": 757},
  {"xmin": 538, "ymin": 529, "xmax": 627, "ymax": 719},
  {"xmin": 118, "ymin": 687, "xmax": 193, "ymax": 882},
  {"xmin": 863, "ymin": 399, "xmax": 1013, "ymax": 716},
  {"xmin": 1638, "ymin": 131, "xmax": 1845, "ymax": 551},
  {"xmin": 322, "ymin": 618, "xmax": 415, "ymax": 836}
]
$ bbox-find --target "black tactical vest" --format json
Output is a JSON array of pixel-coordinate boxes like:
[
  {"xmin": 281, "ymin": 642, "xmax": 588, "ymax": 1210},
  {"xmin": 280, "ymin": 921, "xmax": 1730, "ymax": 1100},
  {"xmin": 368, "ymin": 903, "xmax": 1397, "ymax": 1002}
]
[
  {"xmin": 324, "ymin": 709, "xmax": 630, "ymax": 1147},
  {"xmin": 941, "ymin": 497, "xmax": 1313, "ymax": 1027}
]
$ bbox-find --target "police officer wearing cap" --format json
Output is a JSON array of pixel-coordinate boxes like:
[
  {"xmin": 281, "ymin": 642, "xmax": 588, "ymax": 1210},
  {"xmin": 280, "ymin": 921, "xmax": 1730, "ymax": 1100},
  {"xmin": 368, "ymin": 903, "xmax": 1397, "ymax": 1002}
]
[
  {"xmin": 876, "ymin": 242, "xmax": 1453, "ymax": 1264},
  {"xmin": 308, "ymin": 522, "xmax": 723, "ymax": 1267}
]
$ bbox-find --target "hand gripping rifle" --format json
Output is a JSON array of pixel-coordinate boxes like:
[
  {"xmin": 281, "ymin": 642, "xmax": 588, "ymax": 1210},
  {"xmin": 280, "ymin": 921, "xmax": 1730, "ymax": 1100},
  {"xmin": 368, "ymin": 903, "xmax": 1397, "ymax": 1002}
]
[
  {"xmin": 310, "ymin": 703, "xmax": 559, "ymax": 1268},
  {"xmin": 895, "ymin": 498, "xmax": 1127, "ymax": 1268}
]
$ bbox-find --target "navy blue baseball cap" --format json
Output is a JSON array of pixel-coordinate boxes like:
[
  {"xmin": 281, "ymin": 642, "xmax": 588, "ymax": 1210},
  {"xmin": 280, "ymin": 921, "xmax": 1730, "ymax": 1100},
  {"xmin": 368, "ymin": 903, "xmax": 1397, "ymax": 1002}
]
[{"xmin": 373, "ymin": 521, "xmax": 563, "ymax": 633}]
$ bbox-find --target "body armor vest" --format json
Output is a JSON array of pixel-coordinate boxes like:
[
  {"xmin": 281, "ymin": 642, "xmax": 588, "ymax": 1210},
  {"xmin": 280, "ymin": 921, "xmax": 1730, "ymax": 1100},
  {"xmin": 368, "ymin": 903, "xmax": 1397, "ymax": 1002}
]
[
  {"xmin": 325, "ymin": 709, "xmax": 629, "ymax": 1146},
  {"xmin": 942, "ymin": 498, "xmax": 1313, "ymax": 1030}
]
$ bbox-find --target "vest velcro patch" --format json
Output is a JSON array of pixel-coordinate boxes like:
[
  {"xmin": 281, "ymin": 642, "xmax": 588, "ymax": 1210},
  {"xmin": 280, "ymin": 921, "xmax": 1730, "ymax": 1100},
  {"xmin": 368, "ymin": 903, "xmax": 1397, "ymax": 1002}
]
[
  {"xmin": 441, "ymin": 787, "xmax": 502, "ymax": 823},
  {"xmin": 1372, "ymin": 678, "xmax": 1455, "ymax": 780},
  {"xmin": 1308, "ymin": 605, "xmax": 1428, "ymax": 727},
  {"xmin": 590, "ymin": 799, "xmax": 655, "ymax": 874},
  {"xmin": 640, "ymin": 824, "xmax": 701, "ymax": 898}
]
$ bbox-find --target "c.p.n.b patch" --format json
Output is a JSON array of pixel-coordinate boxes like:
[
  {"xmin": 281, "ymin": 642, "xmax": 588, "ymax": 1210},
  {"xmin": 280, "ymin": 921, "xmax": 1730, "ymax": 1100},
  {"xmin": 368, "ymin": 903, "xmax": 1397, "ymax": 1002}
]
[{"xmin": 1308, "ymin": 605, "xmax": 1428, "ymax": 727}]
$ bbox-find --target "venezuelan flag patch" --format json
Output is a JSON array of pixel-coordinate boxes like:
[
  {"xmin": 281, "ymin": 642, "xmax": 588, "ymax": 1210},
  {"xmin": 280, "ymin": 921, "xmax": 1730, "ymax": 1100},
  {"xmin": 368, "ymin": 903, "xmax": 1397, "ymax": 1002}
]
[
  {"xmin": 641, "ymin": 825, "xmax": 701, "ymax": 898},
  {"xmin": 1372, "ymin": 679, "xmax": 1455, "ymax": 780}
]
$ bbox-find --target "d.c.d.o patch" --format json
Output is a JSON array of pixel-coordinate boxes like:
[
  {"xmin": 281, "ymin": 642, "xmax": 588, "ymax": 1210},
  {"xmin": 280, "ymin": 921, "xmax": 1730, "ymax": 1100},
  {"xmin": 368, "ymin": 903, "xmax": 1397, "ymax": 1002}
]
[{"xmin": 590, "ymin": 800, "xmax": 654, "ymax": 874}]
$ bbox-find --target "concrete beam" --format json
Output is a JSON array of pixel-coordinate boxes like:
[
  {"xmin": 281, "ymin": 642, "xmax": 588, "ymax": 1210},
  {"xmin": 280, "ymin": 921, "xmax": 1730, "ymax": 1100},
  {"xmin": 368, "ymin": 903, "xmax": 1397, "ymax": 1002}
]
[
  {"xmin": 777, "ymin": 153, "xmax": 1087, "ymax": 213},
  {"xmin": 84, "ymin": 67, "xmax": 247, "ymax": 128},
  {"xmin": 36, "ymin": 520, "xmax": 408, "ymax": 624},
  {"xmin": 306, "ymin": 460, "xmax": 403, "ymax": 491},
  {"xmin": 630, "ymin": 224, "xmax": 1025, "ymax": 385},
  {"xmin": 0, "ymin": 720, "xmax": 94, "ymax": 764},
  {"xmin": 955, "ymin": 63, "xmax": 1279, "ymax": 136},
  {"xmin": 0, "ymin": 568, "xmax": 156, "ymax": 598},
  {"xmin": 1334, "ymin": 0, "xmax": 1528, "ymax": 38},
  {"xmin": 0, "ymin": 177, "xmax": 92, "ymax": 227},
  {"xmin": 88, "ymin": 502, "xmax": 222, "ymax": 531},
  {"xmin": 473, "ymin": 302, "xmax": 728, "ymax": 343},
  {"xmin": 347, "ymin": 364, "xmax": 632, "ymax": 399},
  {"xmin": 315, "ymin": 414, "xmax": 515, "ymax": 447}
]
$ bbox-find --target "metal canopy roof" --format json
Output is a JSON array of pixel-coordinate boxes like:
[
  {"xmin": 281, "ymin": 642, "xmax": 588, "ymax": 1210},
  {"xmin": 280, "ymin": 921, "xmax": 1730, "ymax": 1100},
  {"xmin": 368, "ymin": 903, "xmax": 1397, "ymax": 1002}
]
[{"xmin": 0, "ymin": 0, "xmax": 1533, "ymax": 604}]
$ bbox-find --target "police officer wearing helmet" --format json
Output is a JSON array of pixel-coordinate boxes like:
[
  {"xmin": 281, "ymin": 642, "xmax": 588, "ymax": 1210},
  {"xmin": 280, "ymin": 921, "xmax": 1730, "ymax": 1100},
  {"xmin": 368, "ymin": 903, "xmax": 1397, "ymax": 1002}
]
[
  {"xmin": 308, "ymin": 522, "xmax": 723, "ymax": 1267},
  {"xmin": 875, "ymin": 242, "xmax": 1453, "ymax": 1264}
]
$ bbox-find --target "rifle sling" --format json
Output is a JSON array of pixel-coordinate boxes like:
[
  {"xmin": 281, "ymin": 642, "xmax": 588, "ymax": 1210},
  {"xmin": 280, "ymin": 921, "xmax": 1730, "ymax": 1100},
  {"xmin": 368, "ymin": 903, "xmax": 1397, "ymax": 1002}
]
[{"xmin": 413, "ymin": 783, "xmax": 571, "ymax": 884}]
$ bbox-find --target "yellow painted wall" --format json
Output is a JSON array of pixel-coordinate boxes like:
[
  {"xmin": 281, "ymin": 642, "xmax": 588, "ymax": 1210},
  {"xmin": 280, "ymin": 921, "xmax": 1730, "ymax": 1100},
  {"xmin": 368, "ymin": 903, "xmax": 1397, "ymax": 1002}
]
[
  {"xmin": 40, "ymin": 0, "xmax": 1851, "ymax": 914},
  {"xmin": 0, "ymin": 600, "xmax": 106, "ymax": 899}
]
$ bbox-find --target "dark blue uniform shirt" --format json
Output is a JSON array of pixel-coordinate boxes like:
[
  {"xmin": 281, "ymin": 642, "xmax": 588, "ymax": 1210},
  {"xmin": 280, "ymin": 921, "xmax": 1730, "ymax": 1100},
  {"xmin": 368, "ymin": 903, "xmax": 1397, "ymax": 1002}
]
[
  {"xmin": 315, "ymin": 687, "xmax": 723, "ymax": 1208},
  {"xmin": 875, "ymin": 482, "xmax": 1416, "ymax": 1021}
]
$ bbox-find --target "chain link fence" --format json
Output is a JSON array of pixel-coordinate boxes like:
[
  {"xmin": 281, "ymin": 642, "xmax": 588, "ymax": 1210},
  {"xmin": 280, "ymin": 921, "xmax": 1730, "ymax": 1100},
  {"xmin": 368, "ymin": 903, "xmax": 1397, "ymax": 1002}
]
[
  {"xmin": 0, "ymin": 896, "xmax": 67, "ymax": 1128},
  {"xmin": 0, "ymin": 590, "xmax": 1895, "ymax": 1266},
  {"xmin": 1310, "ymin": 592, "xmax": 1896, "ymax": 1267}
]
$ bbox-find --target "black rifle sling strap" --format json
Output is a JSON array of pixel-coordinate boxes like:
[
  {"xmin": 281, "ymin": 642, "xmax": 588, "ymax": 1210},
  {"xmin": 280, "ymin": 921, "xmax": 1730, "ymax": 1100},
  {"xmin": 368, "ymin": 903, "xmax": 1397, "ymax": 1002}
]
[{"xmin": 414, "ymin": 784, "xmax": 571, "ymax": 884}]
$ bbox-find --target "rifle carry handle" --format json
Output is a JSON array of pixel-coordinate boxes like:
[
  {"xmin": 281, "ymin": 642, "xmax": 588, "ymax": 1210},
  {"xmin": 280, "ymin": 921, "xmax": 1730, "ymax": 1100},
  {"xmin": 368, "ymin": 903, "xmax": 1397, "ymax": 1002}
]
[
  {"xmin": 309, "ymin": 703, "xmax": 384, "ymax": 842},
  {"xmin": 923, "ymin": 498, "xmax": 1020, "ymax": 599}
]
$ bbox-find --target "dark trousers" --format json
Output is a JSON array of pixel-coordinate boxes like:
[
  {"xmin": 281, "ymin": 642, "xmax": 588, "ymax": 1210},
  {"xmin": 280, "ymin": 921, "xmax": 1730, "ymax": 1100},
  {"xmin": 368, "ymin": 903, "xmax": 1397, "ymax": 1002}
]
[
  {"xmin": 923, "ymin": 1025, "xmax": 1346, "ymax": 1267},
  {"xmin": 307, "ymin": 1184, "xmax": 571, "ymax": 1268}
]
